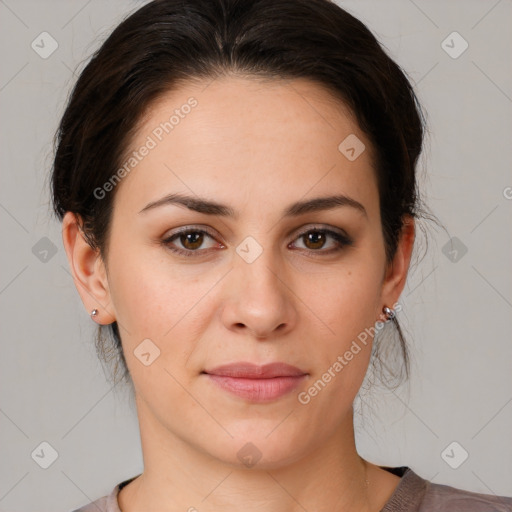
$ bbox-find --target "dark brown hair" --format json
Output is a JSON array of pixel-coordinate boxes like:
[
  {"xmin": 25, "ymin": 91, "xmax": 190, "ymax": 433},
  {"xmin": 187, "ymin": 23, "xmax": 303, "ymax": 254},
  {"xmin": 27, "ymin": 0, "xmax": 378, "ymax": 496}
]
[{"xmin": 51, "ymin": 0, "xmax": 436, "ymax": 390}]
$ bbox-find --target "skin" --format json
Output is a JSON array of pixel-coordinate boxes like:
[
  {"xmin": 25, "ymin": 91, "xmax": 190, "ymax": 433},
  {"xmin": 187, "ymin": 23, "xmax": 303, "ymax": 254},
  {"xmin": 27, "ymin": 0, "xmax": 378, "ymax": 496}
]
[{"xmin": 62, "ymin": 75, "xmax": 415, "ymax": 512}]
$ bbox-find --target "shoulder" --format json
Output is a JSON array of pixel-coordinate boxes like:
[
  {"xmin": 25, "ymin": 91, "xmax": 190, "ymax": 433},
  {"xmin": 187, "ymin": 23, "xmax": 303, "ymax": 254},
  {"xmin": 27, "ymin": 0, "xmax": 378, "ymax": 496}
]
[
  {"xmin": 382, "ymin": 466, "xmax": 512, "ymax": 511},
  {"xmin": 70, "ymin": 493, "xmax": 113, "ymax": 512},
  {"xmin": 421, "ymin": 478, "xmax": 512, "ymax": 511},
  {"xmin": 69, "ymin": 494, "xmax": 109, "ymax": 512},
  {"xmin": 69, "ymin": 474, "xmax": 139, "ymax": 512}
]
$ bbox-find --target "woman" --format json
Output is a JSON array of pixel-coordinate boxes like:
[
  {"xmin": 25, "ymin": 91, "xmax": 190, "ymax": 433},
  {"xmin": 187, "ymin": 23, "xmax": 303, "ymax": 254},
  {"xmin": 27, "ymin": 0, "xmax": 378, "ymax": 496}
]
[{"xmin": 52, "ymin": 0, "xmax": 512, "ymax": 510}]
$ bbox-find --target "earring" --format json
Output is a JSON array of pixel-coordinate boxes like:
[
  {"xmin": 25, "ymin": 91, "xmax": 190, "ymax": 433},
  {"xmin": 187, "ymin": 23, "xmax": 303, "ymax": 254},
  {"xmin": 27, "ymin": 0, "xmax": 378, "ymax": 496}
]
[
  {"xmin": 90, "ymin": 309, "xmax": 99, "ymax": 318},
  {"xmin": 382, "ymin": 306, "xmax": 395, "ymax": 322}
]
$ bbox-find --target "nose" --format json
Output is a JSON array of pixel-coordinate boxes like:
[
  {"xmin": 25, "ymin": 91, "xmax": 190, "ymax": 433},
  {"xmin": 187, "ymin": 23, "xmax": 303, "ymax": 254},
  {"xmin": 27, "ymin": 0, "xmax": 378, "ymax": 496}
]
[{"xmin": 220, "ymin": 248, "xmax": 298, "ymax": 339}]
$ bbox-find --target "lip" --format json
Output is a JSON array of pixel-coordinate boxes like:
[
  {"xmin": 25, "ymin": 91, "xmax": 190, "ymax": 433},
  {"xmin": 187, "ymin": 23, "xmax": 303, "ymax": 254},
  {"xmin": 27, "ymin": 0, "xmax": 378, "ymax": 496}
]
[
  {"xmin": 204, "ymin": 362, "xmax": 307, "ymax": 378},
  {"xmin": 203, "ymin": 362, "xmax": 308, "ymax": 402}
]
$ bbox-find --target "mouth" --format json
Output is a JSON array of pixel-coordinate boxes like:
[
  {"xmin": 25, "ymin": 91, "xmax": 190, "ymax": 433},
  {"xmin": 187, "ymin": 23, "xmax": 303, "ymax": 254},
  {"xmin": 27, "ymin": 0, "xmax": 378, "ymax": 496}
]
[{"xmin": 202, "ymin": 362, "xmax": 308, "ymax": 402}]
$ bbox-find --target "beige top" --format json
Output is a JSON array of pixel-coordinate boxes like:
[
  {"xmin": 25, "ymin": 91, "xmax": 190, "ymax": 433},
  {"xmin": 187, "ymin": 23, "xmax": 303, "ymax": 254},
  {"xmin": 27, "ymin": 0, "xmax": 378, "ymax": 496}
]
[{"xmin": 71, "ymin": 466, "xmax": 512, "ymax": 511}]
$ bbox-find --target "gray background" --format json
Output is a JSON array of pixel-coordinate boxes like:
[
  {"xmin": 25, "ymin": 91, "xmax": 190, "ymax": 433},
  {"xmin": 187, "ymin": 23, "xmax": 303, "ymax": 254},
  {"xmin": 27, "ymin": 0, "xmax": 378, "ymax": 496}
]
[{"xmin": 1, "ymin": 1, "xmax": 511, "ymax": 510}]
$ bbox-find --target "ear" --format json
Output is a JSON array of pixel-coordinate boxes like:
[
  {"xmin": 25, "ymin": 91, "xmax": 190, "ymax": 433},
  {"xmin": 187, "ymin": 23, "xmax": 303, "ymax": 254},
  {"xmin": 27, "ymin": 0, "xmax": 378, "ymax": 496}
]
[
  {"xmin": 379, "ymin": 215, "xmax": 415, "ymax": 316},
  {"xmin": 61, "ymin": 211, "xmax": 116, "ymax": 325}
]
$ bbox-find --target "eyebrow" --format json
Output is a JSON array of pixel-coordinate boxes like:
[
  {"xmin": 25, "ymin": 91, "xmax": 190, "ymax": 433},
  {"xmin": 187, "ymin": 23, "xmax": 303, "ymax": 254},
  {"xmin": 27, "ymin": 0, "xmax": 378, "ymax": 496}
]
[{"xmin": 138, "ymin": 192, "xmax": 367, "ymax": 218}]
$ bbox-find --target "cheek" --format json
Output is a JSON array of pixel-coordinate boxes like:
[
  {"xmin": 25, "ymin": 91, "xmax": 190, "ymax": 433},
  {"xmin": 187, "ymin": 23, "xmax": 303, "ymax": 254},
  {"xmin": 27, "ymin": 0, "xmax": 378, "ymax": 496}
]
[
  {"xmin": 295, "ymin": 271, "xmax": 380, "ymax": 411},
  {"xmin": 107, "ymin": 264, "xmax": 197, "ymax": 403},
  {"xmin": 106, "ymin": 246, "xmax": 222, "ymax": 371},
  {"xmin": 299, "ymin": 257, "xmax": 383, "ymax": 395},
  {"xmin": 107, "ymin": 240, "xmax": 203, "ymax": 331},
  {"xmin": 108, "ymin": 261, "xmax": 174, "ymax": 337},
  {"xmin": 307, "ymin": 260, "xmax": 383, "ymax": 338}
]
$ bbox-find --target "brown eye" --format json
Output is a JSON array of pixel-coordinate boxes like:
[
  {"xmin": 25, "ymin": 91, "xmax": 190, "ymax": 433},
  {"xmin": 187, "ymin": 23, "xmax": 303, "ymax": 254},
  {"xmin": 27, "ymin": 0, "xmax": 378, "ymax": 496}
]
[
  {"xmin": 162, "ymin": 226, "xmax": 352, "ymax": 258},
  {"xmin": 302, "ymin": 231, "xmax": 327, "ymax": 250},
  {"xmin": 179, "ymin": 231, "xmax": 204, "ymax": 250},
  {"xmin": 162, "ymin": 228, "xmax": 220, "ymax": 257},
  {"xmin": 291, "ymin": 228, "xmax": 352, "ymax": 254}
]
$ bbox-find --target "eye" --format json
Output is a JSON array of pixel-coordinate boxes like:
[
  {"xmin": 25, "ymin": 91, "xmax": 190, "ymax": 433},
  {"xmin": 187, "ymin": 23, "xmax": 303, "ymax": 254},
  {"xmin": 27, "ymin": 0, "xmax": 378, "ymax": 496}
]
[
  {"xmin": 161, "ymin": 225, "xmax": 353, "ymax": 258},
  {"xmin": 162, "ymin": 228, "xmax": 223, "ymax": 257},
  {"xmin": 289, "ymin": 227, "xmax": 353, "ymax": 254}
]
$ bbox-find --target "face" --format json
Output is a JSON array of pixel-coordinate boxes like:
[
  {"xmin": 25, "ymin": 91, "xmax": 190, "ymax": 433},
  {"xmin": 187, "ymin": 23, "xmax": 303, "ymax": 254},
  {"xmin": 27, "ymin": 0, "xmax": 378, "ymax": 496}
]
[{"xmin": 64, "ymin": 76, "xmax": 413, "ymax": 469}]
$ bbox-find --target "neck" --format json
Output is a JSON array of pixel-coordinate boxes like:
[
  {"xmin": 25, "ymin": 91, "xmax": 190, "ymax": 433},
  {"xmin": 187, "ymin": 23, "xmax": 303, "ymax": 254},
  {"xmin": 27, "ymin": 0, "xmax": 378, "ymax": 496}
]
[{"xmin": 119, "ymin": 394, "xmax": 379, "ymax": 512}]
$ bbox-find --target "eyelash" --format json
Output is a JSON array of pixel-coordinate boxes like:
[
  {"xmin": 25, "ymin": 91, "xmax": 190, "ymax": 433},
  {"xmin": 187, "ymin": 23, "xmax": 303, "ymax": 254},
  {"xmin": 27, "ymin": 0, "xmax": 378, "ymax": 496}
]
[{"xmin": 161, "ymin": 226, "xmax": 353, "ymax": 258}]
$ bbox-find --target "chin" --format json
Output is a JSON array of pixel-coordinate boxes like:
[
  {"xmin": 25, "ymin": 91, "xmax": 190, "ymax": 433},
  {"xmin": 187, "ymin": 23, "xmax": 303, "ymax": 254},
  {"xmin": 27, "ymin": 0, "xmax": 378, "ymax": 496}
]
[{"xmin": 202, "ymin": 427, "xmax": 310, "ymax": 471}]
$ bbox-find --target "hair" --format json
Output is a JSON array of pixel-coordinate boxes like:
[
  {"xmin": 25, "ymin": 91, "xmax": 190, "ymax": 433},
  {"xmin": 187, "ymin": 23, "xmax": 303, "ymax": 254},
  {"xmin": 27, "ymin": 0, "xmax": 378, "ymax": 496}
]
[{"xmin": 50, "ymin": 0, "xmax": 439, "ymax": 393}]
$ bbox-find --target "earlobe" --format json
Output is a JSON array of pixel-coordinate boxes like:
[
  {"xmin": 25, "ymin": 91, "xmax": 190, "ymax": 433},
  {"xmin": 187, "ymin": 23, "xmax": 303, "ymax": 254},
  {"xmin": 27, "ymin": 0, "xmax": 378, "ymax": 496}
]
[
  {"xmin": 379, "ymin": 216, "xmax": 415, "ymax": 312},
  {"xmin": 61, "ymin": 211, "xmax": 116, "ymax": 325}
]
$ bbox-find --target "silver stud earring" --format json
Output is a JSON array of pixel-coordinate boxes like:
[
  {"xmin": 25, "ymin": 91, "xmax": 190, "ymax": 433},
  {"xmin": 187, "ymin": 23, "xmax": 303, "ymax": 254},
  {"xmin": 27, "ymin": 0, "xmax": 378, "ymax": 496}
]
[
  {"xmin": 382, "ymin": 306, "xmax": 395, "ymax": 321},
  {"xmin": 90, "ymin": 309, "xmax": 99, "ymax": 318}
]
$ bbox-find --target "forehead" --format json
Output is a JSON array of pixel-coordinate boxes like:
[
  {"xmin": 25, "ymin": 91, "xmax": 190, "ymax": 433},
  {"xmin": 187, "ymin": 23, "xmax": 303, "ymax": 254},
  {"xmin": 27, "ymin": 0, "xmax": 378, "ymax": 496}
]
[{"xmin": 112, "ymin": 75, "xmax": 378, "ymax": 220}]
